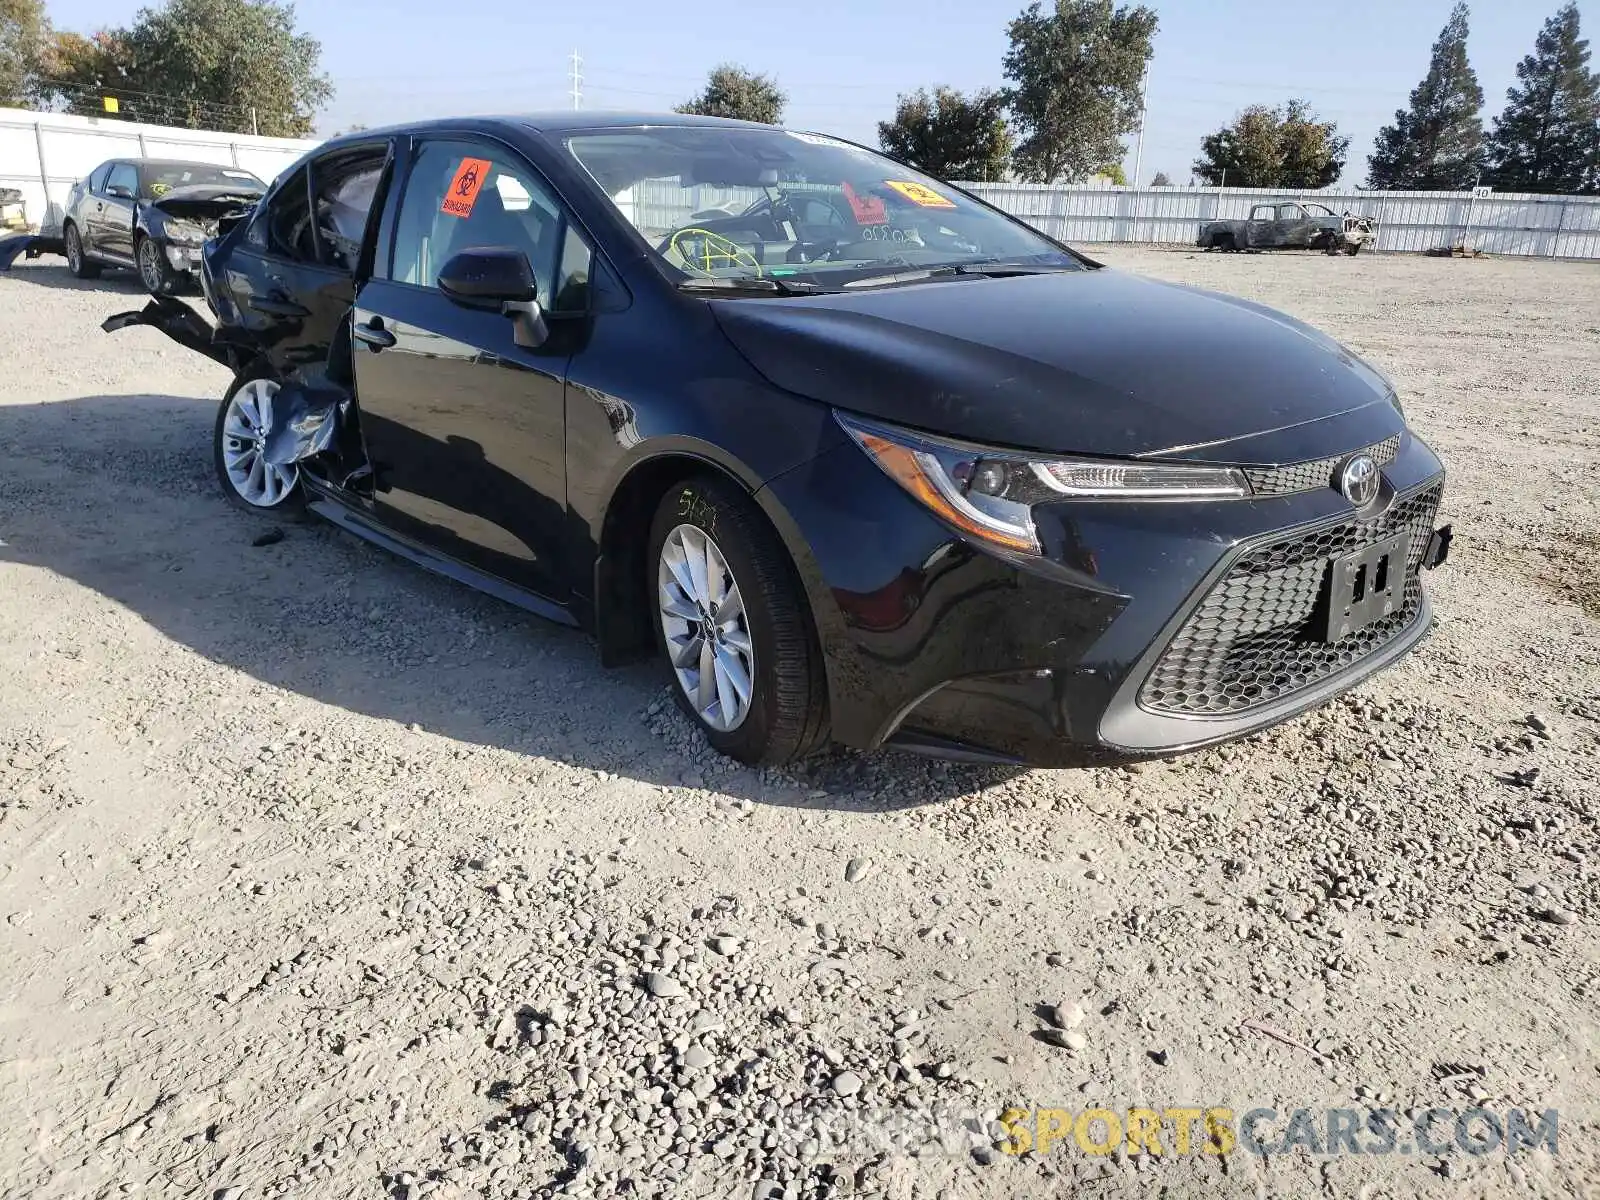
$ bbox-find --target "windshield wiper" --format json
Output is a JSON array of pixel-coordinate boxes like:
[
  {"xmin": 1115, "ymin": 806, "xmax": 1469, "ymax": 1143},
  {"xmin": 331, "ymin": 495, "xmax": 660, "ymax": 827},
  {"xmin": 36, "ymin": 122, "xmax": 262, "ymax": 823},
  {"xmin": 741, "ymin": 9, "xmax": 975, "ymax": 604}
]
[
  {"xmin": 843, "ymin": 259, "xmax": 1079, "ymax": 289},
  {"xmin": 677, "ymin": 276, "xmax": 826, "ymax": 296}
]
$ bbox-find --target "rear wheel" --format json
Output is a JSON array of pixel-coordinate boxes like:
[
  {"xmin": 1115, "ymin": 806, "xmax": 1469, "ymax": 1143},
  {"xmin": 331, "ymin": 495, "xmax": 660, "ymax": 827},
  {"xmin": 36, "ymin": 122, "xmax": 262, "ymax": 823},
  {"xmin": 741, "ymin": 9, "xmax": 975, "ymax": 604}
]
[
  {"xmin": 1214, "ymin": 232, "xmax": 1237, "ymax": 252},
  {"xmin": 1344, "ymin": 241, "xmax": 1362, "ymax": 256},
  {"xmin": 648, "ymin": 475, "xmax": 828, "ymax": 765},
  {"xmin": 212, "ymin": 374, "xmax": 303, "ymax": 515},
  {"xmin": 64, "ymin": 223, "xmax": 101, "ymax": 279}
]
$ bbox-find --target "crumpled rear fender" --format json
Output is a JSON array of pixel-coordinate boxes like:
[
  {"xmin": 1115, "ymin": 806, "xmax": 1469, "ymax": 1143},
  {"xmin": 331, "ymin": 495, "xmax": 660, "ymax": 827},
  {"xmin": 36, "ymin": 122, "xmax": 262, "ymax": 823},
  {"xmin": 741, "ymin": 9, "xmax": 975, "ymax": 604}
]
[
  {"xmin": 101, "ymin": 294, "xmax": 245, "ymax": 370},
  {"xmin": 0, "ymin": 234, "xmax": 65, "ymax": 270}
]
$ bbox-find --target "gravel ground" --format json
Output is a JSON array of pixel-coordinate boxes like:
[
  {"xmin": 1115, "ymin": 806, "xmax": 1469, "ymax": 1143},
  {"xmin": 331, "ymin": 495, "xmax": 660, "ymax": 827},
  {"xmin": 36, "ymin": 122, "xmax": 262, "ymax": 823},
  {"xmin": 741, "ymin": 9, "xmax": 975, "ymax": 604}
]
[{"xmin": 1, "ymin": 247, "xmax": 1597, "ymax": 1200}]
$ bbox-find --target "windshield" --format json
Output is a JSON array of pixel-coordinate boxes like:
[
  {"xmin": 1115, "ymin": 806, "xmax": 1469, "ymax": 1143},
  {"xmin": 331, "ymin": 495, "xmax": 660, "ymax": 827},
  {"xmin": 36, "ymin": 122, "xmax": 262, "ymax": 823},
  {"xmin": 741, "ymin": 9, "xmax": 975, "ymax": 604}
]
[
  {"xmin": 139, "ymin": 163, "xmax": 266, "ymax": 200},
  {"xmin": 565, "ymin": 127, "xmax": 1083, "ymax": 288}
]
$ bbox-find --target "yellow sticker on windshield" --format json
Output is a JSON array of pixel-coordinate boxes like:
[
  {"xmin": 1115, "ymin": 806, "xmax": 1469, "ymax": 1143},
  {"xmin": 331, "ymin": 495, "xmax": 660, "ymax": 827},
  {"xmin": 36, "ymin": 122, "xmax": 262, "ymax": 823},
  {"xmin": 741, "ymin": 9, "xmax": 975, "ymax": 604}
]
[{"xmin": 883, "ymin": 180, "xmax": 956, "ymax": 209}]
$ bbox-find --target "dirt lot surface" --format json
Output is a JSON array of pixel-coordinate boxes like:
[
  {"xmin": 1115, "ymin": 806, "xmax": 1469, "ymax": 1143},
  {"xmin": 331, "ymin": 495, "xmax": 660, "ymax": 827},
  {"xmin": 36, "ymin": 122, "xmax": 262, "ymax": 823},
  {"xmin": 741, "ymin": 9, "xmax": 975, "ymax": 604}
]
[{"xmin": 1, "ymin": 247, "xmax": 1597, "ymax": 1200}]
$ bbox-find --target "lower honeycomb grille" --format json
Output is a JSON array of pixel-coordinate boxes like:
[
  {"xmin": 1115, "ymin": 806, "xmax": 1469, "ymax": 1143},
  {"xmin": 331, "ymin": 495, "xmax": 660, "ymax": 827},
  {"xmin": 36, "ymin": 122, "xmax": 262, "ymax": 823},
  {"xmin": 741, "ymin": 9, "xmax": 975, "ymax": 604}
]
[{"xmin": 1139, "ymin": 484, "xmax": 1443, "ymax": 716}]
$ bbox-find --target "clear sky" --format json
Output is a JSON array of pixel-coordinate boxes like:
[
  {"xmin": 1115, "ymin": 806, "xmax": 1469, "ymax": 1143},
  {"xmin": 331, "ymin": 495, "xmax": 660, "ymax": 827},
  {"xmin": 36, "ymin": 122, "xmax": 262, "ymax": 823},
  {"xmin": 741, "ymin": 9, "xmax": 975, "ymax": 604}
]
[{"xmin": 41, "ymin": 0, "xmax": 1579, "ymax": 185}]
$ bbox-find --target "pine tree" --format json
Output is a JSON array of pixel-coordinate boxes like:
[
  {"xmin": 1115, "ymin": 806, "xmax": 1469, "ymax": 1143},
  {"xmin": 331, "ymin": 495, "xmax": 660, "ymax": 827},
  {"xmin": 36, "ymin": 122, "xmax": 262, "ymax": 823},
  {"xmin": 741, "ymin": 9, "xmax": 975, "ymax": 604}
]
[
  {"xmin": 1367, "ymin": 3, "xmax": 1486, "ymax": 189},
  {"xmin": 1484, "ymin": 3, "xmax": 1600, "ymax": 194}
]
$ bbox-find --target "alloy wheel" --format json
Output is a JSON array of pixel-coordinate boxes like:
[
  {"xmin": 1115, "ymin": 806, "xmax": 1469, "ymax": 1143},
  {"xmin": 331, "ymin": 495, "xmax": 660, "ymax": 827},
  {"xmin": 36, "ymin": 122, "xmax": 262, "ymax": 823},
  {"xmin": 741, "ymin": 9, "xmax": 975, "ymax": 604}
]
[
  {"xmin": 657, "ymin": 524, "xmax": 756, "ymax": 732},
  {"xmin": 65, "ymin": 228, "xmax": 81, "ymax": 272},
  {"xmin": 138, "ymin": 239, "xmax": 163, "ymax": 292},
  {"xmin": 221, "ymin": 379, "xmax": 298, "ymax": 507}
]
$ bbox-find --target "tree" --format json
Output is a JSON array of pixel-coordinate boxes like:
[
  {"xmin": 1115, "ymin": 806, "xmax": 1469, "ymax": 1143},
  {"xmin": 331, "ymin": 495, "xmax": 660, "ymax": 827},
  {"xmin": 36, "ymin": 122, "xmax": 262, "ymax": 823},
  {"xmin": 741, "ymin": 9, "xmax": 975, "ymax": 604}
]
[
  {"xmin": 35, "ymin": 29, "xmax": 135, "ymax": 117},
  {"xmin": 35, "ymin": 0, "xmax": 330, "ymax": 136},
  {"xmin": 1001, "ymin": 0, "xmax": 1158, "ymax": 183},
  {"xmin": 0, "ymin": 0, "xmax": 48, "ymax": 106},
  {"xmin": 1094, "ymin": 162, "xmax": 1128, "ymax": 185},
  {"xmin": 1193, "ymin": 99, "xmax": 1348, "ymax": 188},
  {"xmin": 675, "ymin": 65, "xmax": 785, "ymax": 125},
  {"xmin": 1367, "ymin": 2, "xmax": 1485, "ymax": 189},
  {"xmin": 877, "ymin": 87, "xmax": 1012, "ymax": 181},
  {"xmin": 1150, "ymin": 170, "xmax": 1172, "ymax": 186},
  {"xmin": 1484, "ymin": 3, "xmax": 1600, "ymax": 194}
]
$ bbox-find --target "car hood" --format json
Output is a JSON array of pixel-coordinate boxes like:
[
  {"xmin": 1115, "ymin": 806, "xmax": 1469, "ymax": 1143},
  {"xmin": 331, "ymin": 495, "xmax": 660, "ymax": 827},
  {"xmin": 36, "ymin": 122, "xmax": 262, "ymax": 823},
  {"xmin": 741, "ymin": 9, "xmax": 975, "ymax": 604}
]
[
  {"xmin": 709, "ymin": 268, "xmax": 1403, "ymax": 463},
  {"xmin": 150, "ymin": 184, "xmax": 264, "ymax": 221}
]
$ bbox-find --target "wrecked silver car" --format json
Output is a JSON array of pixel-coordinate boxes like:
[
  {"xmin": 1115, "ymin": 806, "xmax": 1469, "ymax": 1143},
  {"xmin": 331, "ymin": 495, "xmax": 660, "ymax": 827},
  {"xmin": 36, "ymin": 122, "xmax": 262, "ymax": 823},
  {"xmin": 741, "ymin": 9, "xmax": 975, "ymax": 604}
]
[{"xmin": 1198, "ymin": 201, "xmax": 1376, "ymax": 255}]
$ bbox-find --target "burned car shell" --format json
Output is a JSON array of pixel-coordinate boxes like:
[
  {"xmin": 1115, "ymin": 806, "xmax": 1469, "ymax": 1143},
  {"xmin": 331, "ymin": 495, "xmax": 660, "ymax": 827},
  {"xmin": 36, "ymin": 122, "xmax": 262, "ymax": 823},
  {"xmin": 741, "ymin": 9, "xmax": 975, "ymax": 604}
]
[
  {"xmin": 101, "ymin": 114, "xmax": 1451, "ymax": 768},
  {"xmin": 1199, "ymin": 201, "xmax": 1376, "ymax": 255}
]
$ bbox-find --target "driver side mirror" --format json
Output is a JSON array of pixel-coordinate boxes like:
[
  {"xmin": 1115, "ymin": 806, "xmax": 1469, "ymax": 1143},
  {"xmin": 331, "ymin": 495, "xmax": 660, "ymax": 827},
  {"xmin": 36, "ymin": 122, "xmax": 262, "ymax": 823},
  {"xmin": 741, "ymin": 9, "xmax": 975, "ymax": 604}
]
[
  {"xmin": 106, "ymin": 184, "xmax": 134, "ymax": 200},
  {"xmin": 438, "ymin": 247, "xmax": 548, "ymax": 349}
]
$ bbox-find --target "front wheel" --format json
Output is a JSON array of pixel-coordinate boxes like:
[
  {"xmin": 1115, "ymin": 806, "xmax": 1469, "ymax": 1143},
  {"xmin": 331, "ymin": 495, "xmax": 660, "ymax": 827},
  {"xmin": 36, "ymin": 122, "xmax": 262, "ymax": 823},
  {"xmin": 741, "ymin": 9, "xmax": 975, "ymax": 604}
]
[
  {"xmin": 64, "ymin": 223, "xmax": 101, "ymax": 279},
  {"xmin": 1344, "ymin": 242, "xmax": 1363, "ymax": 256},
  {"xmin": 212, "ymin": 374, "xmax": 303, "ymax": 515},
  {"xmin": 137, "ymin": 235, "xmax": 180, "ymax": 295},
  {"xmin": 649, "ymin": 476, "xmax": 829, "ymax": 765}
]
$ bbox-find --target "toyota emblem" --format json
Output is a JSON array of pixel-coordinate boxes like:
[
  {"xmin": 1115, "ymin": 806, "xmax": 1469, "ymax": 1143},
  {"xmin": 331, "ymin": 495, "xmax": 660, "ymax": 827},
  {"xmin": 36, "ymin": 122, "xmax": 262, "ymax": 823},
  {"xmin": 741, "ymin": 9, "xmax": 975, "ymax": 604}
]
[{"xmin": 1337, "ymin": 454, "xmax": 1380, "ymax": 507}]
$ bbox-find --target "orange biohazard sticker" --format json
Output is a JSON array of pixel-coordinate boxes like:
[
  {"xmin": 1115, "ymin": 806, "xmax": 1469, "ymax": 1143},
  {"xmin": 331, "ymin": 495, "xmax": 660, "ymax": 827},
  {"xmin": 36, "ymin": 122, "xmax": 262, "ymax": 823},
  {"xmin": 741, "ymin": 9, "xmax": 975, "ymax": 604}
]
[
  {"xmin": 441, "ymin": 157, "xmax": 492, "ymax": 219},
  {"xmin": 841, "ymin": 181, "xmax": 887, "ymax": 225},
  {"xmin": 883, "ymin": 180, "xmax": 956, "ymax": 209}
]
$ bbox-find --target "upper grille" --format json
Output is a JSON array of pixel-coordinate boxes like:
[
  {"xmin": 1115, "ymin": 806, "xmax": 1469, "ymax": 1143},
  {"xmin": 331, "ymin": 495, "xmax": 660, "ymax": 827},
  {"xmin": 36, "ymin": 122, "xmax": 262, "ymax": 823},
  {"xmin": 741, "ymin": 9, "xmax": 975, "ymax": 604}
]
[
  {"xmin": 1243, "ymin": 434, "xmax": 1402, "ymax": 497},
  {"xmin": 1139, "ymin": 482, "xmax": 1442, "ymax": 717}
]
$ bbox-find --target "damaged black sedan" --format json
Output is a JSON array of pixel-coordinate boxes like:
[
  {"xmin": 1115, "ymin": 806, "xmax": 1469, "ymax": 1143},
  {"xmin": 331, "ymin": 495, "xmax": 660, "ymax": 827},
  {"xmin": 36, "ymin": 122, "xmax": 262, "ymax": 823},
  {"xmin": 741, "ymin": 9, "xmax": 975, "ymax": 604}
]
[
  {"xmin": 104, "ymin": 113, "xmax": 1452, "ymax": 768},
  {"xmin": 62, "ymin": 158, "xmax": 266, "ymax": 292}
]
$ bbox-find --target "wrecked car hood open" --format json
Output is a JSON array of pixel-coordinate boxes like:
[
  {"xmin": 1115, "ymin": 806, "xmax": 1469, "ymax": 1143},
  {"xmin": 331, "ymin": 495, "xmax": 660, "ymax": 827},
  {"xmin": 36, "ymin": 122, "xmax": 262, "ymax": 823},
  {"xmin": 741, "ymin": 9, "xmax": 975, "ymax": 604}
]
[{"xmin": 149, "ymin": 183, "xmax": 264, "ymax": 221}]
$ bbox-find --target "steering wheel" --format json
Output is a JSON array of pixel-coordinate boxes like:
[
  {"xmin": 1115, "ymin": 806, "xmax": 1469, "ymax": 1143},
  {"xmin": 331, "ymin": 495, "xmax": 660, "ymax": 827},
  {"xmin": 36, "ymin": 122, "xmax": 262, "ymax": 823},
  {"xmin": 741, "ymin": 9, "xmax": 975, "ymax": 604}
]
[{"xmin": 665, "ymin": 227, "xmax": 763, "ymax": 277}]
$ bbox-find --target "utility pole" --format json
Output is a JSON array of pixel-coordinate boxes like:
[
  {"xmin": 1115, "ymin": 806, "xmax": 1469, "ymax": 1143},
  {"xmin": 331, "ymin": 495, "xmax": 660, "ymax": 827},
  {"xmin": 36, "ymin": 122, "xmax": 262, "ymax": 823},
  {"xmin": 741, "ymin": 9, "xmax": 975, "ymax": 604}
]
[
  {"xmin": 1131, "ymin": 60, "xmax": 1149, "ymax": 188},
  {"xmin": 569, "ymin": 51, "xmax": 583, "ymax": 111}
]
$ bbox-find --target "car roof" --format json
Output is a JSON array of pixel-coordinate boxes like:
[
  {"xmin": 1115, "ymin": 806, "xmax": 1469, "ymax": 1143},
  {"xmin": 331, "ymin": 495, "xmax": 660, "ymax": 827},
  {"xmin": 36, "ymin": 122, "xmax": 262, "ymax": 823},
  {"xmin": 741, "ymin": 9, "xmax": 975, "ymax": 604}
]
[
  {"xmin": 314, "ymin": 110, "xmax": 810, "ymax": 149},
  {"xmin": 109, "ymin": 157, "xmax": 265, "ymax": 174}
]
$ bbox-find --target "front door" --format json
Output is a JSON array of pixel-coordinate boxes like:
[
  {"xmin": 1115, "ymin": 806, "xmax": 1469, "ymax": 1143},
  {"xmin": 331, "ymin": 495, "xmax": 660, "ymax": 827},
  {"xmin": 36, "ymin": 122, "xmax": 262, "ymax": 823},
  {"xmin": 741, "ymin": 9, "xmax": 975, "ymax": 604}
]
[
  {"xmin": 96, "ymin": 162, "xmax": 139, "ymax": 261},
  {"xmin": 351, "ymin": 137, "xmax": 589, "ymax": 602},
  {"xmin": 1276, "ymin": 204, "xmax": 1314, "ymax": 248}
]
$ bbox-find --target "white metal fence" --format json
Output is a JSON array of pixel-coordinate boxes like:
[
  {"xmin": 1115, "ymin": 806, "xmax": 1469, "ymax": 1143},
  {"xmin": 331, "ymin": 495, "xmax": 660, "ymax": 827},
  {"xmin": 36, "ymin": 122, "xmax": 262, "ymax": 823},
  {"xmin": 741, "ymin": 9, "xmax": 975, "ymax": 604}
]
[
  {"xmin": 7, "ymin": 106, "xmax": 1599, "ymax": 261},
  {"xmin": 953, "ymin": 182, "xmax": 1600, "ymax": 260},
  {"xmin": 0, "ymin": 107, "xmax": 317, "ymax": 236}
]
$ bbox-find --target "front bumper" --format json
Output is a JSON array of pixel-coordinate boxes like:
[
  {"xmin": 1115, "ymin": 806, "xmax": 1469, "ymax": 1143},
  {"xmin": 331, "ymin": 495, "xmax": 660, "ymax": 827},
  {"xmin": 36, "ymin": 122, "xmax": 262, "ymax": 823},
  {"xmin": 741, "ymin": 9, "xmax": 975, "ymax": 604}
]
[
  {"xmin": 760, "ymin": 427, "xmax": 1448, "ymax": 767},
  {"xmin": 164, "ymin": 241, "xmax": 205, "ymax": 273}
]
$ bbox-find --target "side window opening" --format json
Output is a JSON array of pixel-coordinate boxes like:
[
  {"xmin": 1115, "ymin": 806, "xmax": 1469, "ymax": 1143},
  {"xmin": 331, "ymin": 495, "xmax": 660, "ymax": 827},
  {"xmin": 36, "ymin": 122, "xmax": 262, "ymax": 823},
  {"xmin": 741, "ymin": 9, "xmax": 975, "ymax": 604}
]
[
  {"xmin": 312, "ymin": 146, "xmax": 389, "ymax": 274},
  {"xmin": 261, "ymin": 166, "xmax": 316, "ymax": 261},
  {"xmin": 1249, "ymin": 204, "xmax": 1274, "ymax": 221},
  {"xmin": 88, "ymin": 163, "xmax": 111, "ymax": 194},
  {"xmin": 106, "ymin": 163, "xmax": 138, "ymax": 198},
  {"xmin": 388, "ymin": 140, "xmax": 593, "ymax": 314}
]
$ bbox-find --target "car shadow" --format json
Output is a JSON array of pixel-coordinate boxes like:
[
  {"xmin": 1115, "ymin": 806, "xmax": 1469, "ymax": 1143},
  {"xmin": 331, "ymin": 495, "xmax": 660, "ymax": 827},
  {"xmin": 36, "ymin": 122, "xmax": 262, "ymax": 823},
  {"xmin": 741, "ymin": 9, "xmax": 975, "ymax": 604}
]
[
  {"xmin": 0, "ymin": 393, "xmax": 1027, "ymax": 810},
  {"xmin": 0, "ymin": 259, "xmax": 147, "ymax": 294}
]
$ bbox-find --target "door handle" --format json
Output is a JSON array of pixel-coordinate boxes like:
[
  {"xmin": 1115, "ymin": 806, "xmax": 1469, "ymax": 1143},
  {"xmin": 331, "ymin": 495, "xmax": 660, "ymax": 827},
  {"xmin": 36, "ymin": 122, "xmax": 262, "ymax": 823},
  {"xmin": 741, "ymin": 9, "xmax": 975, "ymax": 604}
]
[
  {"xmin": 353, "ymin": 318, "xmax": 396, "ymax": 350},
  {"xmin": 249, "ymin": 295, "xmax": 310, "ymax": 318}
]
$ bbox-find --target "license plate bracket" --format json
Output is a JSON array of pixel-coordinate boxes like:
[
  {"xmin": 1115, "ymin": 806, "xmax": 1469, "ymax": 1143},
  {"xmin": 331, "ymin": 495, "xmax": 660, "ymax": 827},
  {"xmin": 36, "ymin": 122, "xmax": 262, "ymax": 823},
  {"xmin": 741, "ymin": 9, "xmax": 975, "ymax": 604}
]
[{"xmin": 1321, "ymin": 532, "xmax": 1410, "ymax": 642}]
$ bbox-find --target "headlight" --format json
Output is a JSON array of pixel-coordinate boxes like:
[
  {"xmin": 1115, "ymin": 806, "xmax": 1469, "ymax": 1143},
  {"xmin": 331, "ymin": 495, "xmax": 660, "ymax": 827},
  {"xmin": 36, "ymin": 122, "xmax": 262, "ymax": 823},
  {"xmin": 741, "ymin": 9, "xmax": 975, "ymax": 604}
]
[
  {"xmin": 836, "ymin": 413, "xmax": 1250, "ymax": 555},
  {"xmin": 164, "ymin": 219, "xmax": 210, "ymax": 246}
]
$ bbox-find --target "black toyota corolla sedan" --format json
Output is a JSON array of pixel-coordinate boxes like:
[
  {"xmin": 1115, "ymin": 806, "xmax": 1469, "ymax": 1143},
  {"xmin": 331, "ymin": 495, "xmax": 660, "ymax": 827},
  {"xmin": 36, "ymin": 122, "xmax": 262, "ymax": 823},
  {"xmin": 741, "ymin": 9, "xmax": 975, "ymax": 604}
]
[{"xmin": 104, "ymin": 112, "xmax": 1451, "ymax": 767}]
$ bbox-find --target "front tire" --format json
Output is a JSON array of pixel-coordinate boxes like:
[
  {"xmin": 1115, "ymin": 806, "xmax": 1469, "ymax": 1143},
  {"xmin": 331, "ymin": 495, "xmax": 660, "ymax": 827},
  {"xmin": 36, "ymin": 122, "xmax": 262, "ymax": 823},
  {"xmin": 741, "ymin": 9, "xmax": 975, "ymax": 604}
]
[
  {"xmin": 649, "ymin": 475, "xmax": 829, "ymax": 765},
  {"xmin": 137, "ymin": 234, "xmax": 179, "ymax": 295},
  {"xmin": 212, "ymin": 374, "xmax": 304, "ymax": 515},
  {"xmin": 1344, "ymin": 242, "xmax": 1362, "ymax": 256},
  {"xmin": 64, "ymin": 223, "xmax": 101, "ymax": 279}
]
